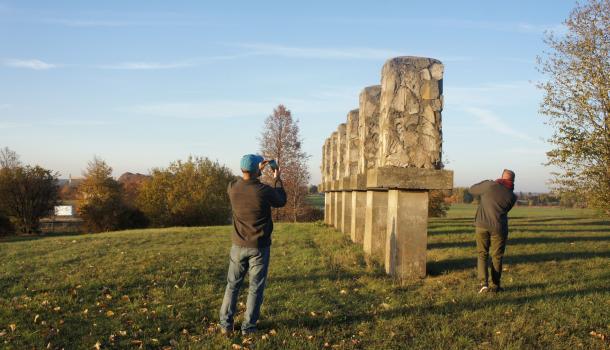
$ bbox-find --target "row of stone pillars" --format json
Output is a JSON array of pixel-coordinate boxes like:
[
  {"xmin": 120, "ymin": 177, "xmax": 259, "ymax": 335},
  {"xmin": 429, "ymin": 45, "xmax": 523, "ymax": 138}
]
[{"xmin": 320, "ymin": 56, "xmax": 453, "ymax": 280}]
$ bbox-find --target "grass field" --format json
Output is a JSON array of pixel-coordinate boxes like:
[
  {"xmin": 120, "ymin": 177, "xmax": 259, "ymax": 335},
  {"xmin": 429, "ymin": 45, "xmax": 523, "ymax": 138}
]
[{"xmin": 1, "ymin": 205, "xmax": 608, "ymax": 349}]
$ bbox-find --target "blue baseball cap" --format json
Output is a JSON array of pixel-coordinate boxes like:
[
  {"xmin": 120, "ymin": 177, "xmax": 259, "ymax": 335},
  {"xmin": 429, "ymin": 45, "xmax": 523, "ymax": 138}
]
[{"xmin": 240, "ymin": 154, "xmax": 264, "ymax": 173}]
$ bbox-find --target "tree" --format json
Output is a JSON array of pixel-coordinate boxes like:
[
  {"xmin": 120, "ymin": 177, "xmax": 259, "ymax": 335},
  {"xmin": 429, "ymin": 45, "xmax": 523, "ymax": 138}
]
[
  {"xmin": 259, "ymin": 105, "xmax": 311, "ymax": 222},
  {"xmin": 538, "ymin": 0, "xmax": 610, "ymax": 214},
  {"xmin": 0, "ymin": 147, "xmax": 21, "ymax": 169},
  {"xmin": 0, "ymin": 164, "xmax": 59, "ymax": 234},
  {"xmin": 137, "ymin": 157, "xmax": 235, "ymax": 227},
  {"xmin": 77, "ymin": 157, "xmax": 125, "ymax": 232}
]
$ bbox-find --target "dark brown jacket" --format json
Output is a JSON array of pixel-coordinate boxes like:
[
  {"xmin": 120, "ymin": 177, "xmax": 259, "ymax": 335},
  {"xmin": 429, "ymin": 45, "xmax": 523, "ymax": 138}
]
[
  {"xmin": 470, "ymin": 180, "xmax": 517, "ymax": 235},
  {"xmin": 227, "ymin": 177, "xmax": 287, "ymax": 248}
]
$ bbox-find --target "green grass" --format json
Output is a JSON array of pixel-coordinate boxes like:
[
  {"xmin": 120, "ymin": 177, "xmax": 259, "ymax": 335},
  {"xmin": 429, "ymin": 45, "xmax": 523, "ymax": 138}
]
[
  {"xmin": 0, "ymin": 206, "xmax": 608, "ymax": 349},
  {"xmin": 306, "ymin": 194, "xmax": 325, "ymax": 210}
]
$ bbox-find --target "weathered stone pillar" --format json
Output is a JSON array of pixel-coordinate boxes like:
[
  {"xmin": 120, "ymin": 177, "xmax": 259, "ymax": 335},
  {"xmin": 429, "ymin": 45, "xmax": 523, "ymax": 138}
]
[
  {"xmin": 334, "ymin": 190, "xmax": 342, "ymax": 230},
  {"xmin": 336, "ymin": 123, "xmax": 346, "ymax": 231},
  {"xmin": 329, "ymin": 131, "xmax": 338, "ymax": 228},
  {"xmin": 363, "ymin": 189, "xmax": 388, "ymax": 259},
  {"xmin": 358, "ymin": 86, "xmax": 383, "ymax": 253},
  {"xmin": 375, "ymin": 56, "xmax": 447, "ymax": 279}
]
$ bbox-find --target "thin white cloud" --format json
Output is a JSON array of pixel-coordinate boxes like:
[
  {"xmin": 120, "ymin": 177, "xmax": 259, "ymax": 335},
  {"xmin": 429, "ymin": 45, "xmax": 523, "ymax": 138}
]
[
  {"xmin": 322, "ymin": 17, "xmax": 566, "ymax": 35},
  {"xmin": 44, "ymin": 120, "xmax": 114, "ymax": 127},
  {"xmin": 3, "ymin": 58, "xmax": 57, "ymax": 70},
  {"xmin": 127, "ymin": 101, "xmax": 274, "ymax": 119},
  {"xmin": 231, "ymin": 43, "xmax": 471, "ymax": 62},
  {"xmin": 97, "ymin": 61, "xmax": 194, "ymax": 70},
  {"xmin": 465, "ymin": 107, "xmax": 539, "ymax": 142},
  {"xmin": 0, "ymin": 121, "xmax": 30, "ymax": 129},
  {"xmin": 235, "ymin": 43, "xmax": 400, "ymax": 60}
]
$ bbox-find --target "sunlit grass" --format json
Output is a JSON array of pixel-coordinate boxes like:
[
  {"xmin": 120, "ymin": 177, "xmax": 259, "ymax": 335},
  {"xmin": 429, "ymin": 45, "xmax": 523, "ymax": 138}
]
[{"xmin": 0, "ymin": 206, "xmax": 608, "ymax": 349}]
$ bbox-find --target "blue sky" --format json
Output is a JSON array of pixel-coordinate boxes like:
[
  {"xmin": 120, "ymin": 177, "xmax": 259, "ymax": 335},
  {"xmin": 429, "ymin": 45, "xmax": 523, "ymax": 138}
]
[{"xmin": 0, "ymin": 1, "xmax": 576, "ymax": 192}]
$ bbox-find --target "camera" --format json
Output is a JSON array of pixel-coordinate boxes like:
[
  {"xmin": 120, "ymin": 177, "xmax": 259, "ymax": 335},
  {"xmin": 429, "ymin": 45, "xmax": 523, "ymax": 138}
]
[{"xmin": 268, "ymin": 159, "xmax": 278, "ymax": 170}]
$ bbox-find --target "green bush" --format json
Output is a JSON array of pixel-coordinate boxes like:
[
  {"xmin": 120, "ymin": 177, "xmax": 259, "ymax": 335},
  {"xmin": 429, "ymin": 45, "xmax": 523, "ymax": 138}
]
[{"xmin": 137, "ymin": 157, "xmax": 235, "ymax": 227}]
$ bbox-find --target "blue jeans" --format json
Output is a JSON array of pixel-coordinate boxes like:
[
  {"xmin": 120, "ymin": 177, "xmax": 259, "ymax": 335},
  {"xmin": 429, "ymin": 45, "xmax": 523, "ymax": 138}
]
[{"xmin": 219, "ymin": 244, "xmax": 270, "ymax": 332}]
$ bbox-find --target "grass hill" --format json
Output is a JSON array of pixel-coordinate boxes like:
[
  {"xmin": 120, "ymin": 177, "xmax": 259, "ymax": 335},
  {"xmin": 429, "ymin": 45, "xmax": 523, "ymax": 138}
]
[{"xmin": 1, "ymin": 205, "xmax": 608, "ymax": 349}]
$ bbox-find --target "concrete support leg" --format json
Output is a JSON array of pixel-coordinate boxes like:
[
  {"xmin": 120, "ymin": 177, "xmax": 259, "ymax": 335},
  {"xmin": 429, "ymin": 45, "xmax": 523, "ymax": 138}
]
[
  {"xmin": 351, "ymin": 191, "xmax": 366, "ymax": 244},
  {"xmin": 334, "ymin": 191, "xmax": 343, "ymax": 230},
  {"xmin": 363, "ymin": 190, "xmax": 388, "ymax": 260},
  {"xmin": 341, "ymin": 191, "xmax": 352, "ymax": 235},
  {"xmin": 324, "ymin": 192, "xmax": 331, "ymax": 225},
  {"xmin": 385, "ymin": 190, "xmax": 429, "ymax": 279}
]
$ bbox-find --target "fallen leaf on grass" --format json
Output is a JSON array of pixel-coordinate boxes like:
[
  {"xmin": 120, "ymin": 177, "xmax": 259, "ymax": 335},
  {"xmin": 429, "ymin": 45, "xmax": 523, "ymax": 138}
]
[
  {"xmin": 8, "ymin": 324, "xmax": 16, "ymax": 332},
  {"xmin": 34, "ymin": 314, "xmax": 40, "ymax": 323},
  {"xmin": 590, "ymin": 331, "xmax": 607, "ymax": 341},
  {"xmin": 0, "ymin": 330, "xmax": 6, "ymax": 337},
  {"xmin": 119, "ymin": 330, "xmax": 127, "ymax": 336},
  {"xmin": 340, "ymin": 289, "xmax": 347, "ymax": 295},
  {"xmin": 121, "ymin": 295, "xmax": 130, "ymax": 302},
  {"xmin": 380, "ymin": 303, "xmax": 391, "ymax": 310},
  {"xmin": 53, "ymin": 306, "xmax": 61, "ymax": 312},
  {"xmin": 105, "ymin": 310, "xmax": 114, "ymax": 317},
  {"xmin": 261, "ymin": 334, "xmax": 269, "ymax": 340},
  {"xmin": 93, "ymin": 341, "xmax": 101, "ymax": 350},
  {"xmin": 268, "ymin": 329, "xmax": 277, "ymax": 336}
]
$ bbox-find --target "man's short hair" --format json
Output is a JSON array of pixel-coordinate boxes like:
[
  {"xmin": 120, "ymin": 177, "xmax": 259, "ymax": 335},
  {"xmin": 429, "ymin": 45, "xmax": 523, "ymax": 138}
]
[{"xmin": 502, "ymin": 169, "xmax": 515, "ymax": 181}]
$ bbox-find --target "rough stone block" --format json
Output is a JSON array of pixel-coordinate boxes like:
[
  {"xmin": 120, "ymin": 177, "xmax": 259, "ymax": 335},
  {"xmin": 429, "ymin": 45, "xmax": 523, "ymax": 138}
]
[
  {"xmin": 379, "ymin": 56, "xmax": 444, "ymax": 169},
  {"xmin": 358, "ymin": 86, "xmax": 381, "ymax": 174}
]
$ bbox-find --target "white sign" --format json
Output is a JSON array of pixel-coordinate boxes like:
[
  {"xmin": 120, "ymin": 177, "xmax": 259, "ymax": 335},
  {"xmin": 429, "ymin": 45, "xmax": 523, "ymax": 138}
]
[{"xmin": 54, "ymin": 205, "xmax": 73, "ymax": 216}]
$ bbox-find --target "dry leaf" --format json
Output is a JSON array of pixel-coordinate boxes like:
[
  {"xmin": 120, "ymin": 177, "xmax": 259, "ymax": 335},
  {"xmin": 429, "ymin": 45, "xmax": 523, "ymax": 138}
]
[
  {"xmin": 261, "ymin": 334, "xmax": 269, "ymax": 340},
  {"xmin": 269, "ymin": 329, "xmax": 277, "ymax": 336},
  {"xmin": 119, "ymin": 330, "xmax": 127, "ymax": 336},
  {"xmin": 34, "ymin": 314, "xmax": 40, "ymax": 323},
  {"xmin": 231, "ymin": 344, "xmax": 242, "ymax": 349},
  {"xmin": 340, "ymin": 289, "xmax": 347, "ymax": 295},
  {"xmin": 9, "ymin": 324, "xmax": 16, "ymax": 332},
  {"xmin": 93, "ymin": 341, "xmax": 101, "ymax": 350},
  {"xmin": 53, "ymin": 306, "xmax": 61, "ymax": 312},
  {"xmin": 105, "ymin": 310, "xmax": 114, "ymax": 317},
  {"xmin": 121, "ymin": 295, "xmax": 130, "ymax": 302},
  {"xmin": 310, "ymin": 311, "xmax": 317, "ymax": 317}
]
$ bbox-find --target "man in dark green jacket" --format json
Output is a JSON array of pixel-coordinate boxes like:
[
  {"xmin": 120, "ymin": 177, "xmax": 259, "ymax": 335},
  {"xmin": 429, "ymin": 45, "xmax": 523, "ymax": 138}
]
[
  {"xmin": 219, "ymin": 154, "xmax": 287, "ymax": 335},
  {"xmin": 470, "ymin": 169, "xmax": 517, "ymax": 293}
]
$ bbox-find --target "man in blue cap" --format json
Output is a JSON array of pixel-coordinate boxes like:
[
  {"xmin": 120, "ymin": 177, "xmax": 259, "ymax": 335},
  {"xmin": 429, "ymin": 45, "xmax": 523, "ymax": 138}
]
[{"xmin": 219, "ymin": 154, "xmax": 287, "ymax": 335}]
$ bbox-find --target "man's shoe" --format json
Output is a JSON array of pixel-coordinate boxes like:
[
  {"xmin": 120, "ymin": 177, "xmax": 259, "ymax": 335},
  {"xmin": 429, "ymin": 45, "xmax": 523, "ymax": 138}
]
[
  {"xmin": 490, "ymin": 285, "xmax": 504, "ymax": 293},
  {"xmin": 241, "ymin": 328, "xmax": 257, "ymax": 336},
  {"xmin": 478, "ymin": 285, "xmax": 489, "ymax": 294},
  {"xmin": 218, "ymin": 325, "xmax": 232, "ymax": 336}
]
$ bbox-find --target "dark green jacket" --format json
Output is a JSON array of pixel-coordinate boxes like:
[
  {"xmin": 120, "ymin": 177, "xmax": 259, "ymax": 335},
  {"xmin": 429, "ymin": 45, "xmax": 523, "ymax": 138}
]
[
  {"xmin": 227, "ymin": 177, "xmax": 287, "ymax": 248},
  {"xmin": 470, "ymin": 180, "xmax": 517, "ymax": 235}
]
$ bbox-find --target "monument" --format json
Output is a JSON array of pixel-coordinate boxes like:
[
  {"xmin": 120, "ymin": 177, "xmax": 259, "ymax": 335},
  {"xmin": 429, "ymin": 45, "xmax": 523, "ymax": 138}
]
[{"xmin": 320, "ymin": 56, "xmax": 453, "ymax": 280}]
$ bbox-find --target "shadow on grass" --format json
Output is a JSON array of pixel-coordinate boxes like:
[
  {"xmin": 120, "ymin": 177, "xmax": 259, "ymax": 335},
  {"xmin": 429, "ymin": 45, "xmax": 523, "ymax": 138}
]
[
  {"xmin": 427, "ymin": 251, "xmax": 610, "ymax": 276},
  {"xmin": 265, "ymin": 284, "xmax": 609, "ymax": 331},
  {"xmin": 0, "ymin": 231, "xmax": 85, "ymax": 243},
  {"xmin": 429, "ymin": 235, "xmax": 610, "ymax": 249}
]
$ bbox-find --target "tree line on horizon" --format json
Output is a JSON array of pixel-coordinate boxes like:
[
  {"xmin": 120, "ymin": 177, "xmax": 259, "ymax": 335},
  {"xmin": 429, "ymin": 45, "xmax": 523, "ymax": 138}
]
[{"xmin": 0, "ymin": 105, "xmax": 322, "ymax": 235}]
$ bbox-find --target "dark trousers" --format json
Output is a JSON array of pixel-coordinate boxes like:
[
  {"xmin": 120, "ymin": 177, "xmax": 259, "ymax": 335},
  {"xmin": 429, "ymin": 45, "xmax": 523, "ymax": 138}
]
[{"xmin": 475, "ymin": 226, "xmax": 507, "ymax": 287}]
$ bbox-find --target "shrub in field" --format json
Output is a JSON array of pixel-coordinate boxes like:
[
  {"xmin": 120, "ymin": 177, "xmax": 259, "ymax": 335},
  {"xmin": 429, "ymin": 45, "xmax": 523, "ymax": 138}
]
[
  {"xmin": 77, "ymin": 157, "xmax": 128, "ymax": 232},
  {"xmin": 428, "ymin": 189, "xmax": 450, "ymax": 217},
  {"xmin": 0, "ymin": 165, "xmax": 59, "ymax": 233},
  {"xmin": 137, "ymin": 157, "xmax": 235, "ymax": 227}
]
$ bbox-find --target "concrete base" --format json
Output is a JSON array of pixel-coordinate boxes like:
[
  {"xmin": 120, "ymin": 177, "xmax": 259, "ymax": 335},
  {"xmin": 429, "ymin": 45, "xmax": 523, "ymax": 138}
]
[
  {"xmin": 385, "ymin": 190, "xmax": 429, "ymax": 279},
  {"xmin": 332, "ymin": 192, "xmax": 339, "ymax": 229},
  {"xmin": 363, "ymin": 190, "xmax": 388, "ymax": 260},
  {"xmin": 335, "ymin": 192, "xmax": 343, "ymax": 230},
  {"xmin": 341, "ymin": 191, "xmax": 352, "ymax": 235},
  {"xmin": 351, "ymin": 191, "xmax": 366, "ymax": 243},
  {"xmin": 324, "ymin": 192, "xmax": 331, "ymax": 225}
]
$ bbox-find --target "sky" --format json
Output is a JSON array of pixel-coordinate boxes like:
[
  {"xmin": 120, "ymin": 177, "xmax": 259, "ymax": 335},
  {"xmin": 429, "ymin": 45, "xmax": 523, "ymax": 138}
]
[{"xmin": 0, "ymin": 1, "xmax": 578, "ymax": 192}]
